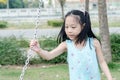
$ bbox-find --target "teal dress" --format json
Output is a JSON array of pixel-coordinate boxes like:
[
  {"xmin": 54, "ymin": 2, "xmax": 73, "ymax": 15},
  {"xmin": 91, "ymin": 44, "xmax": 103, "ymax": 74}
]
[{"xmin": 66, "ymin": 38, "xmax": 101, "ymax": 80}]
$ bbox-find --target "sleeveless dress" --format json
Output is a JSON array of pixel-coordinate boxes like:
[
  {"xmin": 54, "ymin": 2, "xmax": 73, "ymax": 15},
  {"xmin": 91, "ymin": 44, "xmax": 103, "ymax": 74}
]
[{"xmin": 66, "ymin": 38, "xmax": 101, "ymax": 80}]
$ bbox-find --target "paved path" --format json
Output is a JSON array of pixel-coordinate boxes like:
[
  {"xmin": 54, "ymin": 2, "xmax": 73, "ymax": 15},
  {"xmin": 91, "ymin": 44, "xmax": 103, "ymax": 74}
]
[{"xmin": 0, "ymin": 27, "xmax": 119, "ymax": 39}]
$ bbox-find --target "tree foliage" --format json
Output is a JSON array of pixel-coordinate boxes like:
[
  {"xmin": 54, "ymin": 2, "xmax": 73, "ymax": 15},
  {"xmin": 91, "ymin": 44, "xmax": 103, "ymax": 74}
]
[
  {"xmin": 9, "ymin": 0, "xmax": 24, "ymax": 8},
  {"xmin": 0, "ymin": 0, "xmax": 7, "ymax": 4},
  {"xmin": 0, "ymin": 0, "xmax": 41, "ymax": 8},
  {"xmin": 23, "ymin": 0, "xmax": 39, "ymax": 8},
  {"xmin": 0, "ymin": 0, "xmax": 7, "ymax": 8}
]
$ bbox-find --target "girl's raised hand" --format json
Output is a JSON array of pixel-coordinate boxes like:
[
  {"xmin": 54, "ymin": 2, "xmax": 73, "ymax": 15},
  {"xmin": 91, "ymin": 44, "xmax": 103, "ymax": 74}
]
[{"xmin": 30, "ymin": 39, "xmax": 41, "ymax": 53}]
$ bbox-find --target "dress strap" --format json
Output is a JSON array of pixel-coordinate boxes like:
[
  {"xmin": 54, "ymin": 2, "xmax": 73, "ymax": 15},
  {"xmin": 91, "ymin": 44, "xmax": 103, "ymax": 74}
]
[{"xmin": 88, "ymin": 37, "xmax": 95, "ymax": 49}]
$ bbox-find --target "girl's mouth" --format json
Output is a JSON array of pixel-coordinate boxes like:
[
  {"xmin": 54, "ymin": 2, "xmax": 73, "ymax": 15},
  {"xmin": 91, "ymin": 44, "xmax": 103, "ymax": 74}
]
[{"xmin": 68, "ymin": 35, "xmax": 75, "ymax": 38}]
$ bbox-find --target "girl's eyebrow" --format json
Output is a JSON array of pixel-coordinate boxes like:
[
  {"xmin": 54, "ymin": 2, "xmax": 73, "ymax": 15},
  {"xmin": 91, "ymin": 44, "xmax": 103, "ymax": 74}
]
[
  {"xmin": 65, "ymin": 24, "xmax": 76, "ymax": 26},
  {"xmin": 65, "ymin": 23, "xmax": 76, "ymax": 25},
  {"xmin": 71, "ymin": 24, "xmax": 76, "ymax": 26},
  {"xmin": 65, "ymin": 24, "xmax": 78, "ymax": 28}
]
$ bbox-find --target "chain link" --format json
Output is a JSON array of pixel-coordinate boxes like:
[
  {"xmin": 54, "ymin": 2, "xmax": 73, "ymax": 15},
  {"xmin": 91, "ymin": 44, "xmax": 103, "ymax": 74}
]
[
  {"xmin": 19, "ymin": 0, "xmax": 43, "ymax": 80},
  {"xmin": 19, "ymin": 49, "xmax": 33, "ymax": 80}
]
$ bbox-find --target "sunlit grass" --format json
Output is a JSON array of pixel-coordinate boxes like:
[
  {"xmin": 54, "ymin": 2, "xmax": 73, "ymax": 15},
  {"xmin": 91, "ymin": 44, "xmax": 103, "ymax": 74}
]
[
  {"xmin": 91, "ymin": 20, "xmax": 120, "ymax": 27},
  {"xmin": 6, "ymin": 22, "xmax": 56, "ymax": 29},
  {"xmin": 3, "ymin": 19, "xmax": 120, "ymax": 30},
  {"xmin": 0, "ymin": 64, "xmax": 69, "ymax": 80},
  {"xmin": 0, "ymin": 63, "xmax": 120, "ymax": 80}
]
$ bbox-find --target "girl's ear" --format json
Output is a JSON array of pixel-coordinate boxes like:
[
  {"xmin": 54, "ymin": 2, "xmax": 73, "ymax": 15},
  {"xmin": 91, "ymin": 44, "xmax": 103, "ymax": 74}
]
[
  {"xmin": 83, "ymin": 23, "xmax": 86, "ymax": 27},
  {"xmin": 81, "ymin": 23, "xmax": 86, "ymax": 30}
]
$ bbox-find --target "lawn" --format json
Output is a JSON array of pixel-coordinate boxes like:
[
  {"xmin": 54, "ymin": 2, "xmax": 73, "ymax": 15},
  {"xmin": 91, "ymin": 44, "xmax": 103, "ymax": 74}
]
[
  {"xmin": 0, "ymin": 64, "xmax": 69, "ymax": 80},
  {"xmin": 2, "ymin": 20, "xmax": 120, "ymax": 30},
  {"xmin": 0, "ymin": 63, "xmax": 120, "ymax": 80}
]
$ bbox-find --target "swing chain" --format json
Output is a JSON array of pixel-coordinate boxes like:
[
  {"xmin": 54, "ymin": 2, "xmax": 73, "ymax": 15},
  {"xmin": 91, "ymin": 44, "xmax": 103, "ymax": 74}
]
[
  {"xmin": 19, "ymin": 49, "xmax": 33, "ymax": 80},
  {"xmin": 19, "ymin": 0, "xmax": 42, "ymax": 80},
  {"xmin": 34, "ymin": 0, "xmax": 41, "ymax": 39}
]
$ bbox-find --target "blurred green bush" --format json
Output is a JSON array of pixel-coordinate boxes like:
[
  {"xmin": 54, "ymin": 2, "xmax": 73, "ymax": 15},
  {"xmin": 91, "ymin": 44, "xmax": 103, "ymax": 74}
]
[
  {"xmin": 47, "ymin": 19, "xmax": 63, "ymax": 27},
  {"xmin": 0, "ymin": 21, "xmax": 7, "ymax": 28},
  {"xmin": 0, "ymin": 36, "xmax": 26, "ymax": 65},
  {"xmin": 110, "ymin": 34, "xmax": 120, "ymax": 62},
  {"xmin": 0, "ymin": 34, "xmax": 120, "ymax": 65}
]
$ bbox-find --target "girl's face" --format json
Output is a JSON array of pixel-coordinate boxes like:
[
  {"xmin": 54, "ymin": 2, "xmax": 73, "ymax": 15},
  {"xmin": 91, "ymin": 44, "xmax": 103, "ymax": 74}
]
[{"xmin": 65, "ymin": 15, "xmax": 82, "ymax": 41}]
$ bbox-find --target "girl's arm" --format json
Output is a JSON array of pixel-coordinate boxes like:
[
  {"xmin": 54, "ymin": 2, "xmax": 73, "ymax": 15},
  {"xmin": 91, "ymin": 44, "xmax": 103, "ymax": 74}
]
[
  {"xmin": 30, "ymin": 40, "xmax": 67, "ymax": 60},
  {"xmin": 93, "ymin": 39, "xmax": 113, "ymax": 80}
]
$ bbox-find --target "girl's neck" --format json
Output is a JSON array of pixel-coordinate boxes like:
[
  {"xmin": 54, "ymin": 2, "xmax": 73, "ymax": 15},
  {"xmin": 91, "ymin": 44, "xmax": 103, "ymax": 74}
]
[{"xmin": 74, "ymin": 40, "xmax": 86, "ymax": 49}]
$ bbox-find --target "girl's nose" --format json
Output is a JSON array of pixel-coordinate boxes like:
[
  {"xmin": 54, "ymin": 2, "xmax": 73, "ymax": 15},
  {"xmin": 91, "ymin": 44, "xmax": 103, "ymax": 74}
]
[{"xmin": 68, "ymin": 28, "xmax": 72, "ymax": 33}]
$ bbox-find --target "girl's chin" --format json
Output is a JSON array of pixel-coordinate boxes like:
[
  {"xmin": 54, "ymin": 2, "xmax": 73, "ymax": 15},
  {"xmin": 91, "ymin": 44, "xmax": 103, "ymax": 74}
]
[{"xmin": 69, "ymin": 37, "xmax": 75, "ymax": 41}]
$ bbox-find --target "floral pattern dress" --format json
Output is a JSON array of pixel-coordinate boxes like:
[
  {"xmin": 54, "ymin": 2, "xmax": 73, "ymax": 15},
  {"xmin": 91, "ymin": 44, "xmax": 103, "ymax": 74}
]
[{"xmin": 66, "ymin": 38, "xmax": 101, "ymax": 80}]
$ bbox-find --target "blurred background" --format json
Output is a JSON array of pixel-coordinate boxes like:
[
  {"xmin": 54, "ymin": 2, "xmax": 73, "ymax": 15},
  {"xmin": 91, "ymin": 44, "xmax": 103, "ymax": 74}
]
[
  {"xmin": 0, "ymin": 0, "xmax": 120, "ymax": 28},
  {"xmin": 0, "ymin": 0, "xmax": 120, "ymax": 80}
]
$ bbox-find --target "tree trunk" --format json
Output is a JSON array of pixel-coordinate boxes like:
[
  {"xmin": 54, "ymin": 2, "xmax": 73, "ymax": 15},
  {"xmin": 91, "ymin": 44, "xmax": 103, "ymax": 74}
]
[
  {"xmin": 98, "ymin": 0, "xmax": 112, "ymax": 63},
  {"xmin": 61, "ymin": 6, "xmax": 64, "ymax": 19},
  {"xmin": 58, "ymin": 0, "xmax": 65, "ymax": 19},
  {"xmin": 85, "ymin": 0, "xmax": 89, "ymax": 12}
]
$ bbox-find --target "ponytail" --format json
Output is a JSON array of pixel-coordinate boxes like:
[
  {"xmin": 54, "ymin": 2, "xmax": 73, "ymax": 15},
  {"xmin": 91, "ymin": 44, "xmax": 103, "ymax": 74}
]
[
  {"xmin": 57, "ymin": 10, "xmax": 97, "ymax": 45},
  {"xmin": 84, "ymin": 11, "xmax": 96, "ymax": 38}
]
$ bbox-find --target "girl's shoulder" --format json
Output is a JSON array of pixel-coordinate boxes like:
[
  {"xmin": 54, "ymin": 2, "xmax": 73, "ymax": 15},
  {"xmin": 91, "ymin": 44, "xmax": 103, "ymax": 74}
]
[
  {"xmin": 59, "ymin": 41, "xmax": 67, "ymax": 48},
  {"xmin": 93, "ymin": 38, "xmax": 101, "ymax": 49},
  {"xmin": 60, "ymin": 41, "xmax": 67, "ymax": 45}
]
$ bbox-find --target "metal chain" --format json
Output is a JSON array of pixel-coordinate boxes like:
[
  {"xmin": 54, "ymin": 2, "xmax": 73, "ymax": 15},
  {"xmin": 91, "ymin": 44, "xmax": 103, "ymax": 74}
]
[
  {"xmin": 19, "ymin": 0, "xmax": 43, "ymax": 80},
  {"xmin": 34, "ymin": 0, "xmax": 42, "ymax": 39},
  {"xmin": 19, "ymin": 49, "xmax": 33, "ymax": 80}
]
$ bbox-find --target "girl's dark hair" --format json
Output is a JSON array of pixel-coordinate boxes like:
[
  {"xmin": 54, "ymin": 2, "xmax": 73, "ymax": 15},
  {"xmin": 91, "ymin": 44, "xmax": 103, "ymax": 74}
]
[{"xmin": 57, "ymin": 10, "xmax": 97, "ymax": 44}]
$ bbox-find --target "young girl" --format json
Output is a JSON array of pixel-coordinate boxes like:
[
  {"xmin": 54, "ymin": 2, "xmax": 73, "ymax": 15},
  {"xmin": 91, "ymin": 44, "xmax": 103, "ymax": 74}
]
[{"xmin": 30, "ymin": 10, "xmax": 113, "ymax": 80}]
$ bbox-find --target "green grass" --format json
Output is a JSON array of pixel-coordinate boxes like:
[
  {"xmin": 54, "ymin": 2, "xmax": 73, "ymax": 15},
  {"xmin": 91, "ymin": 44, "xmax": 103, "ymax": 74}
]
[
  {"xmin": 91, "ymin": 20, "xmax": 120, "ymax": 27},
  {"xmin": 5, "ymin": 22, "xmax": 34, "ymax": 29},
  {"xmin": 0, "ymin": 64, "xmax": 69, "ymax": 80},
  {"xmin": 1, "ymin": 20, "xmax": 120, "ymax": 29},
  {"xmin": 6, "ymin": 22, "xmax": 55, "ymax": 29},
  {"xmin": 0, "ymin": 63, "xmax": 120, "ymax": 80}
]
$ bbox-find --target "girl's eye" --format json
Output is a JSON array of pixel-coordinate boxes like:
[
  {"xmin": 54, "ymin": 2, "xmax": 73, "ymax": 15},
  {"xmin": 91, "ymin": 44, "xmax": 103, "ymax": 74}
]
[
  {"xmin": 72, "ymin": 26, "xmax": 76, "ymax": 28},
  {"xmin": 65, "ymin": 26, "xmax": 68, "ymax": 28}
]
